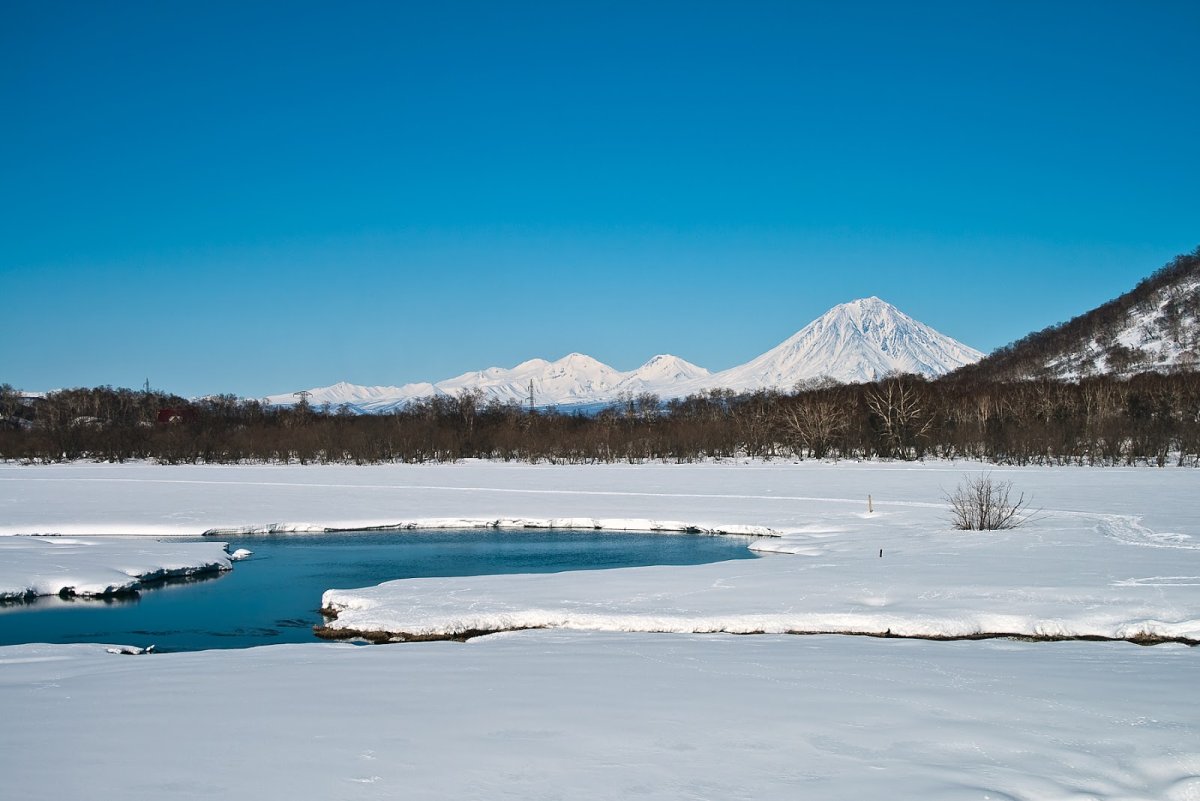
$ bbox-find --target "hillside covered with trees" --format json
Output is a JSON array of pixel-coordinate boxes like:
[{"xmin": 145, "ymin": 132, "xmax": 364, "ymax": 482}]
[{"xmin": 950, "ymin": 247, "xmax": 1200, "ymax": 383}]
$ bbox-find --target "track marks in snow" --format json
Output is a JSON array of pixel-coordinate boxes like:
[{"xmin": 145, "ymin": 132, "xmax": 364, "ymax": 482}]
[
  {"xmin": 1094, "ymin": 514, "xmax": 1198, "ymax": 550},
  {"xmin": 0, "ymin": 475, "xmax": 945, "ymax": 509},
  {"xmin": 1114, "ymin": 577, "xmax": 1200, "ymax": 587}
]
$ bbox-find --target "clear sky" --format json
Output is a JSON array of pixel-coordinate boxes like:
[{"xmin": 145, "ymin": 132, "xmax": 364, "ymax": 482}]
[{"xmin": 3, "ymin": 1, "xmax": 1198, "ymax": 397}]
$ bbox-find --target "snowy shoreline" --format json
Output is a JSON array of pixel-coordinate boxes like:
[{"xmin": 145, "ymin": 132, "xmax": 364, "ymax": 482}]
[
  {"xmin": 312, "ymin": 610, "xmax": 1200, "ymax": 647},
  {"xmin": 200, "ymin": 516, "xmax": 777, "ymax": 538},
  {"xmin": 313, "ymin": 620, "xmax": 1199, "ymax": 647},
  {"xmin": 0, "ymin": 537, "xmax": 240, "ymax": 601}
]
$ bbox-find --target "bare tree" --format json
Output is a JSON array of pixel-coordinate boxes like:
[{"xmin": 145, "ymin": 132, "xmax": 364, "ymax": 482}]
[
  {"xmin": 865, "ymin": 379, "xmax": 933, "ymax": 459},
  {"xmin": 732, "ymin": 390, "xmax": 778, "ymax": 458},
  {"xmin": 778, "ymin": 397, "xmax": 848, "ymax": 458},
  {"xmin": 0, "ymin": 384, "xmax": 20, "ymax": 421},
  {"xmin": 456, "ymin": 388, "xmax": 485, "ymax": 439},
  {"xmin": 945, "ymin": 474, "xmax": 1031, "ymax": 530}
]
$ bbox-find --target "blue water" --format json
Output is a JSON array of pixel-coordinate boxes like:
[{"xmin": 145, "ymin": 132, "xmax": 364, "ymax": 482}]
[{"xmin": 0, "ymin": 529, "xmax": 757, "ymax": 651}]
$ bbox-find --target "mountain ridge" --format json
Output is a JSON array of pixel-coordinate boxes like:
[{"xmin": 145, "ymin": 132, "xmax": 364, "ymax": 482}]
[{"xmin": 267, "ymin": 298, "xmax": 983, "ymax": 411}]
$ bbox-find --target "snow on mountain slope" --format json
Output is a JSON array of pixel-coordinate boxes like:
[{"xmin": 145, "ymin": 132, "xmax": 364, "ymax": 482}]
[
  {"xmin": 699, "ymin": 297, "xmax": 983, "ymax": 390},
  {"xmin": 951, "ymin": 249, "xmax": 1200, "ymax": 382},
  {"xmin": 268, "ymin": 298, "xmax": 982, "ymax": 410},
  {"xmin": 437, "ymin": 353, "xmax": 626, "ymax": 406},
  {"xmin": 265, "ymin": 381, "xmax": 442, "ymax": 410},
  {"xmin": 1045, "ymin": 272, "xmax": 1200, "ymax": 378},
  {"xmin": 614, "ymin": 354, "xmax": 711, "ymax": 396}
]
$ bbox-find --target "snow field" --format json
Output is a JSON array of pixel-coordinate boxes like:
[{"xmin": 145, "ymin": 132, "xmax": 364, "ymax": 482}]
[
  {"xmin": 0, "ymin": 460, "xmax": 1197, "ymax": 799},
  {"xmin": 0, "ymin": 632, "xmax": 1196, "ymax": 801}
]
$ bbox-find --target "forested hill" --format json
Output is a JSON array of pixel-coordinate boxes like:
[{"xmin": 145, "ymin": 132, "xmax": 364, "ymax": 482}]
[{"xmin": 947, "ymin": 247, "xmax": 1200, "ymax": 383}]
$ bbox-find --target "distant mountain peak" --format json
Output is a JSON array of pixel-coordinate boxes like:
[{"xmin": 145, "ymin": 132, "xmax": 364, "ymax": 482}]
[
  {"xmin": 512, "ymin": 358, "xmax": 550, "ymax": 371},
  {"xmin": 706, "ymin": 299, "xmax": 983, "ymax": 390},
  {"xmin": 839, "ymin": 295, "xmax": 887, "ymax": 308},
  {"xmin": 633, "ymin": 354, "xmax": 709, "ymax": 375},
  {"xmin": 814, "ymin": 296, "xmax": 904, "ymax": 325},
  {"xmin": 622, "ymin": 354, "xmax": 710, "ymax": 392},
  {"xmin": 553, "ymin": 352, "xmax": 605, "ymax": 367}
]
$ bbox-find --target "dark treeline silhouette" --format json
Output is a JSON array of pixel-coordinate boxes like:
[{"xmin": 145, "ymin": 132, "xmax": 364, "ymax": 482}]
[
  {"xmin": 949, "ymin": 247, "xmax": 1200, "ymax": 382},
  {"xmin": 2, "ymin": 373, "xmax": 1198, "ymax": 466}
]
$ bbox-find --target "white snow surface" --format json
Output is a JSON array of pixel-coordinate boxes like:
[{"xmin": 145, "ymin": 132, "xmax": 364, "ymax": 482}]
[
  {"xmin": 2, "ymin": 634, "xmax": 1198, "ymax": 800},
  {"xmin": 2, "ymin": 460, "xmax": 1199, "ymax": 798},
  {"xmin": 266, "ymin": 298, "xmax": 981, "ymax": 410}
]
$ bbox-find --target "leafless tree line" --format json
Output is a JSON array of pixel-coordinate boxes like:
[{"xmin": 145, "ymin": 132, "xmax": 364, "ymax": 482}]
[{"xmin": 1, "ymin": 372, "xmax": 1198, "ymax": 466}]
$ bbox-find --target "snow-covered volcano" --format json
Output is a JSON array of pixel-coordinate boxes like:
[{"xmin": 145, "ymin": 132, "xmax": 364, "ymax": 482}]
[
  {"xmin": 267, "ymin": 298, "xmax": 981, "ymax": 410},
  {"xmin": 702, "ymin": 297, "xmax": 984, "ymax": 390}
]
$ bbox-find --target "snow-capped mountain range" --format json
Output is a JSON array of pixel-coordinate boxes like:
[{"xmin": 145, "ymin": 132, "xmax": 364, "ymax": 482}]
[{"xmin": 267, "ymin": 298, "xmax": 984, "ymax": 412}]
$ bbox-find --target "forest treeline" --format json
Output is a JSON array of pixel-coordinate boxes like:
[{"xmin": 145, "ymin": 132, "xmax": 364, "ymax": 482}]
[{"xmin": 2, "ymin": 372, "xmax": 1198, "ymax": 466}]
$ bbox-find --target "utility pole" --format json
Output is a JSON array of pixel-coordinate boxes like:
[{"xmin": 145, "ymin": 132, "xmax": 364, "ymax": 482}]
[
  {"xmin": 293, "ymin": 390, "xmax": 312, "ymax": 406},
  {"xmin": 143, "ymin": 378, "xmax": 151, "ymax": 395},
  {"xmin": 528, "ymin": 380, "xmax": 535, "ymax": 413}
]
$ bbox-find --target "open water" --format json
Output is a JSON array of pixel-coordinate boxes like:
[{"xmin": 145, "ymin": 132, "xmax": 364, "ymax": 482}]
[{"xmin": 0, "ymin": 529, "xmax": 757, "ymax": 651}]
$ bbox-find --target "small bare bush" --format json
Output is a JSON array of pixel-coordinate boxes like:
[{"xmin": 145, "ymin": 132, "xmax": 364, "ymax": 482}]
[{"xmin": 945, "ymin": 474, "xmax": 1030, "ymax": 530}]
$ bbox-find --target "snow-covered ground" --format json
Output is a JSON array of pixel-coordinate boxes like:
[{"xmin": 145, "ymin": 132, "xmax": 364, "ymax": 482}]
[
  {"xmin": 0, "ymin": 460, "xmax": 1197, "ymax": 797},
  {"xmin": 2, "ymin": 632, "xmax": 1197, "ymax": 800},
  {"xmin": 2, "ymin": 459, "xmax": 1194, "ymax": 538}
]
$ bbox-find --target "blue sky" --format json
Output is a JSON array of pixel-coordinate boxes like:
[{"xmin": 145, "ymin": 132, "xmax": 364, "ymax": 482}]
[{"xmin": 3, "ymin": 1, "xmax": 1198, "ymax": 397}]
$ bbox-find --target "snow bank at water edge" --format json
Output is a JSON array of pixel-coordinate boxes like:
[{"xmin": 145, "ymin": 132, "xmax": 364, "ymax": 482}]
[
  {"xmin": 0, "ymin": 537, "xmax": 237, "ymax": 601},
  {"xmin": 201, "ymin": 516, "xmax": 777, "ymax": 538}
]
